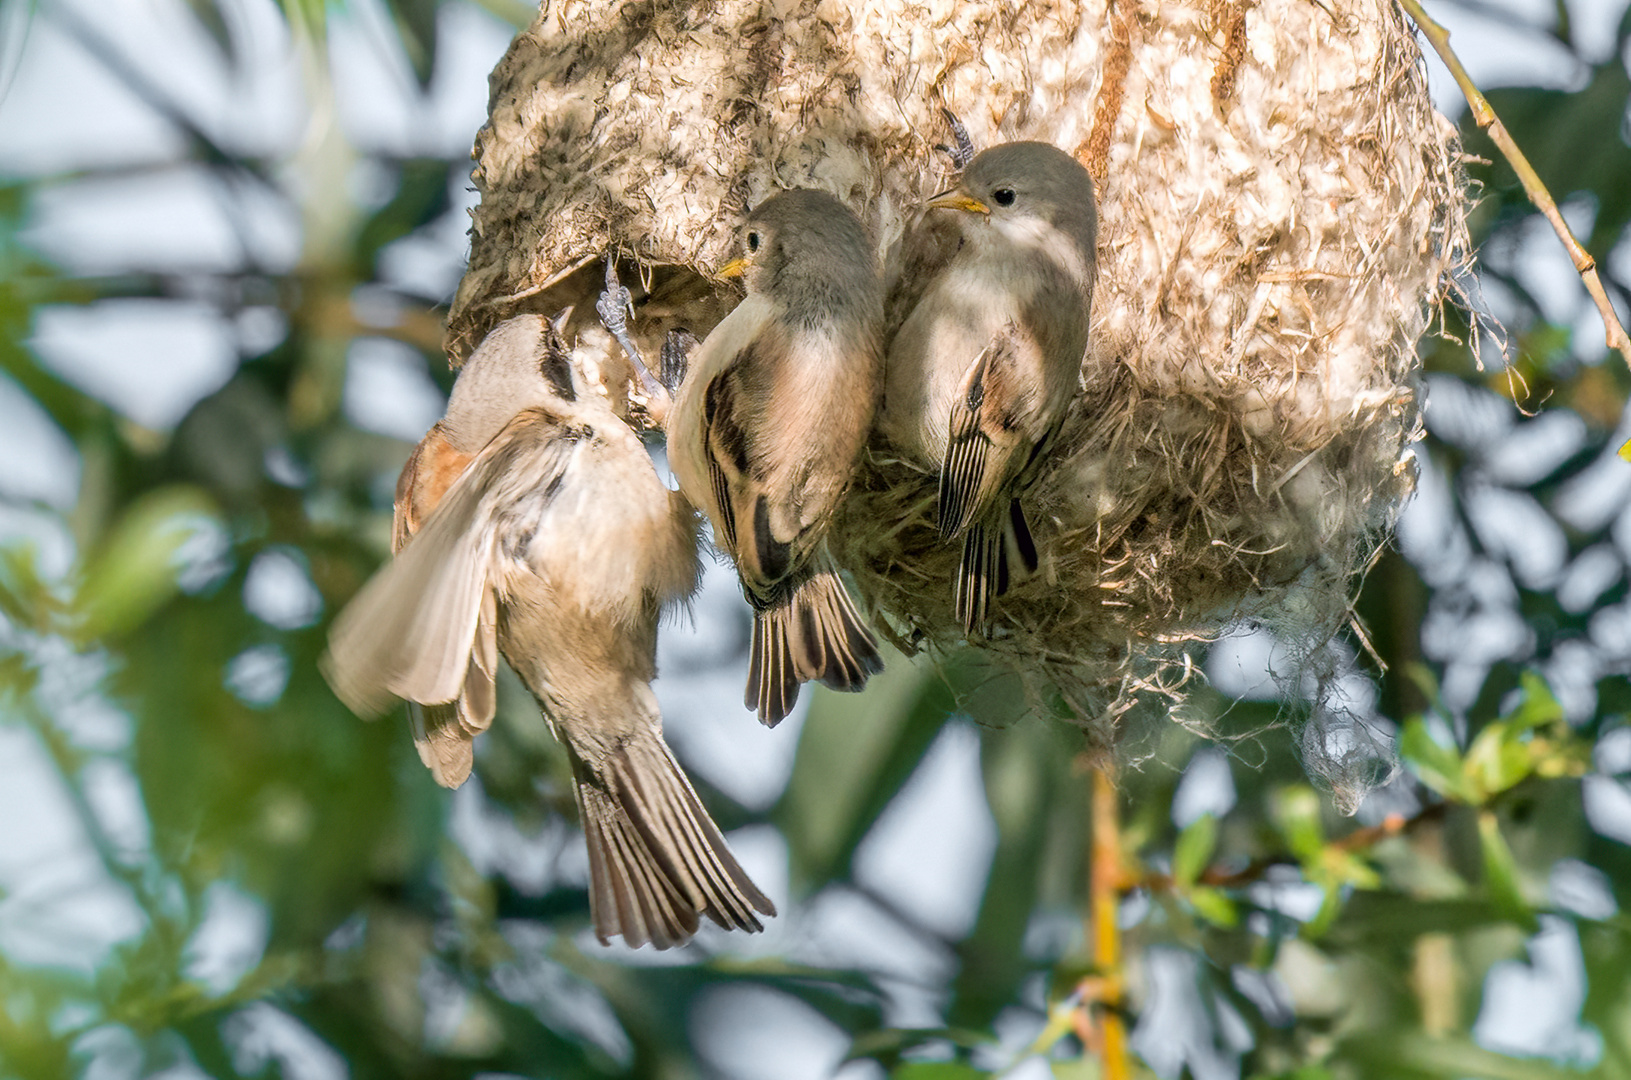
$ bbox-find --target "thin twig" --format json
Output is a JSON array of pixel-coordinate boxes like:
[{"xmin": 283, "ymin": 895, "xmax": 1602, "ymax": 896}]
[
  {"xmin": 1139, "ymin": 801, "xmax": 1451, "ymax": 894},
  {"xmin": 1397, "ymin": 0, "xmax": 1631, "ymax": 369}
]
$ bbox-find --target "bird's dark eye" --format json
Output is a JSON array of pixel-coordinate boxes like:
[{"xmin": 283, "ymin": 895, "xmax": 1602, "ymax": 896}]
[
  {"xmin": 992, "ymin": 188, "xmax": 1016, "ymax": 207},
  {"xmin": 747, "ymin": 231, "xmax": 761, "ymax": 252}
]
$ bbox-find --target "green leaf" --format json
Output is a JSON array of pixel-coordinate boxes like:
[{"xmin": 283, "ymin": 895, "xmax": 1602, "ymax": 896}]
[
  {"xmin": 180, "ymin": 0, "xmax": 233, "ymax": 59},
  {"xmin": 948, "ymin": 720, "xmax": 1075, "ymax": 1030},
  {"xmin": 278, "ymin": 0, "xmax": 326, "ymax": 40},
  {"xmin": 384, "ymin": 0, "xmax": 438, "ymax": 84},
  {"xmin": 1302, "ymin": 881, "xmax": 1345, "ymax": 939},
  {"xmin": 354, "ymin": 159, "xmax": 455, "ymax": 279},
  {"xmin": 1473, "ymin": 60, "xmax": 1631, "ymax": 255},
  {"xmin": 1402, "ymin": 663, "xmax": 1445, "ymax": 713},
  {"xmin": 1341, "ymin": 1030, "xmax": 1591, "ymax": 1079},
  {"xmin": 1272, "ymin": 786, "xmax": 1326, "ymax": 864},
  {"xmin": 1188, "ymin": 885, "xmax": 1239, "ymax": 928},
  {"xmin": 1398, "ymin": 719, "xmax": 1474, "ymax": 803},
  {"xmin": 0, "ymin": 544, "xmax": 54, "ymax": 635},
  {"xmin": 1462, "ymin": 723, "xmax": 1531, "ymax": 801},
  {"xmin": 1504, "ymin": 672, "xmax": 1564, "ymax": 732},
  {"xmin": 1477, "ymin": 810, "xmax": 1536, "ymax": 932},
  {"xmin": 74, "ymin": 485, "xmax": 220, "ymax": 642},
  {"xmin": 1051, "ymin": 1058, "xmax": 1101, "ymax": 1079},
  {"xmin": 1173, "ymin": 813, "xmax": 1218, "ymax": 889}
]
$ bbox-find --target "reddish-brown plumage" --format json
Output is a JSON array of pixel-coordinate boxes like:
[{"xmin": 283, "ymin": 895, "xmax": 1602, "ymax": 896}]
[{"xmin": 393, "ymin": 423, "xmax": 473, "ymax": 554}]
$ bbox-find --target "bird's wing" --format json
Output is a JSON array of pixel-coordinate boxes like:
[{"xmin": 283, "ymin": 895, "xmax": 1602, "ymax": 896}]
[
  {"xmin": 701, "ymin": 370, "xmax": 743, "ymax": 553},
  {"xmin": 324, "ymin": 408, "xmax": 573, "ymax": 717},
  {"xmin": 393, "ymin": 422, "xmax": 472, "ymax": 554},
  {"xmin": 699, "ymin": 341, "xmax": 797, "ymax": 590},
  {"xmin": 391, "ymin": 436, "xmax": 425, "ymax": 554},
  {"xmin": 938, "ymin": 322, "xmax": 1043, "ymax": 539},
  {"xmin": 384, "ymin": 423, "xmax": 499, "ymax": 786}
]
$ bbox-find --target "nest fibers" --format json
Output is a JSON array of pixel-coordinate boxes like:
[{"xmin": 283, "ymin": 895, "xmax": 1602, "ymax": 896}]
[{"xmin": 446, "ymin": 0, "xmax": 1467, "ymax": 807}]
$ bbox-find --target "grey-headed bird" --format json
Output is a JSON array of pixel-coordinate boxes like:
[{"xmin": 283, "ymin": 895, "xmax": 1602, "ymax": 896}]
[
  {"xmin": 667, "ymin": 189, "xmax": 885, "ymax": 726},
  {"xmin": 880, "ymin": 141, "xmax": 1098, "ymax": 634},
  {"xmin": 323, "ymin": 313, "xmax": 774, "ymax": 949}
]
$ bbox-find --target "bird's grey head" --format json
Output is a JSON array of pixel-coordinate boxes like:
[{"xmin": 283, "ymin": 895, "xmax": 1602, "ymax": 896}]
[
  {"xmin": 443, "ymin": 313, "xmax": 580, "ymax": 447},
  {"xmin": 458, "ymin": 313, "xmax": 578, "ymax": 400},
  {"xmin": 932, "ymin": 141, "xmax": 1098, "ymax": 269},
  {"xmin": 726, "ymin": 189, "xmax": 876, "ymax": 302}
]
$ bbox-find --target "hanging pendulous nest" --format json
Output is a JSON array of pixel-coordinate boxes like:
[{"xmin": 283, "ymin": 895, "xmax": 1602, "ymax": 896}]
[{"xmin": 445, "ymin": 0, "xmax": 1468, "ymax": 806}]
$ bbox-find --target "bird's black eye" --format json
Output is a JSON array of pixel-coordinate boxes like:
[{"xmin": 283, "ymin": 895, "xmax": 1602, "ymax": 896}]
[
  {"xmin": 992, "ymin": 187, "xmax": 1016, "ymax": 207},
  {"xmin": 747, "ymin": 231, "xmax": 761, "ymax": 253}
]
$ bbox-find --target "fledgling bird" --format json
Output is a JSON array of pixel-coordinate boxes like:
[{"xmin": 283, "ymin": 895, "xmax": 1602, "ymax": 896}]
[
  {"xmin": 667, "ymin": 189, "xmax": 885, "ymax": 726},
  {"xmin": 322, "ymin": 313, "xmax": 774, "ymax": 949},
  {"xmin": 880, "ymin": 141, "xmax": 1098, "ymax": 634}
]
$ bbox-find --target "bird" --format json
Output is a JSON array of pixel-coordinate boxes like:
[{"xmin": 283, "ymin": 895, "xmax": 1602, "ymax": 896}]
[
  {"xmin": 879, "ymin": 141, "xmax": 1098, "ymax": 634},
  {"xmin": 322, "ymin": 312, "xmax": 775, "ymax": 949},
  {"xmin": 666, "ymin": 188, "xmax": 886, "ymax": 727}
]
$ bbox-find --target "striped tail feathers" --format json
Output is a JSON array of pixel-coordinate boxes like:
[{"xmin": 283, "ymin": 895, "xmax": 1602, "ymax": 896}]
[
  {"xmin": 573, "ymin": 726, "xmax": 775, "ymax": 949},
  {"xmin": 954, "ymin": 498, "xmax": 1040, "ymax": 636},
  {"xmin": 747, "ymin": 611, "xmax": 801, "ymax": 728},
  {"xmin": 745, "ymin": 566, "xmax": 882, "ymax": 727},
  {"xmin": 792, "ymin": 567, "xmax": 884, "ymax": 691}
]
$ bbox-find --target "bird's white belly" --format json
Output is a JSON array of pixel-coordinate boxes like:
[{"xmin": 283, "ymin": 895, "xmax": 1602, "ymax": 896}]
[{"xmin": 883, "ymin": 262, "xmax": 1014, "ymax": 466}]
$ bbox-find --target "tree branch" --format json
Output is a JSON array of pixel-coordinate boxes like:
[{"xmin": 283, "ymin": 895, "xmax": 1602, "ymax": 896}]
[{"xmin": 1397, "ymin": 0, "xmax": 1631, "ymax": 371}]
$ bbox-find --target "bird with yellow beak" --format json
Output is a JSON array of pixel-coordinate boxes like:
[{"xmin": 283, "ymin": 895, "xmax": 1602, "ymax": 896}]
[
  {"xmin": 880, "ymin": 141, "xmax": 1099, "ymax": 634},
  {"xmin": 668, "ymin": 188, "xmax": 886, "ymax": 725}
]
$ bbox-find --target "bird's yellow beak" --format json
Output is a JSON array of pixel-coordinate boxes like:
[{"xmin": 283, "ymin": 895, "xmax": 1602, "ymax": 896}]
[
  {"xmin": 717, "ymin": 257, "xmax": 749, "ymax": 279},
  {"xmin": 927, "ymin": 189, "xmax": 990, "ymax": 215}
]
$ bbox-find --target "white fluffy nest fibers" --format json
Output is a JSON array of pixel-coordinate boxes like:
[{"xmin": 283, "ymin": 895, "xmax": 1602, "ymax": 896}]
[{"xmin": 446, "ymin": 0, "xmax": 1468, "ymax": 806}]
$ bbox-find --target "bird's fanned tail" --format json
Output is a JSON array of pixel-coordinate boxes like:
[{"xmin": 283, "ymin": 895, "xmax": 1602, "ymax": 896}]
[
  {"xmin": 793, "ymin": 569, "xmax": 883, "ymax": 691},
  {"xmin": 747, "ymin": 566, "xmax": 881, "ymax": 726},
  {"xmin": 955, "ymin": 499, "xmax": 1039, "ymax": 635},
  {"xmin": 573, "ymin": 729, "xmax": 775, "ymax": 949}
]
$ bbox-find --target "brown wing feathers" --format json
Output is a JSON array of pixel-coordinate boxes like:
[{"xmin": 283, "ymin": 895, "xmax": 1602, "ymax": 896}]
[
  {"xmin": 940, "ymin": 331, "xmax": 1051, "ymax": 634},
  {"xmin": 700, "ymin": 347, "xmax": 880, "ymax": 725}
]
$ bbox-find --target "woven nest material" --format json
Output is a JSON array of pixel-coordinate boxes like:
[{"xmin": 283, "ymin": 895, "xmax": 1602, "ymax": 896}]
[{"xmin": 447, "ymin": 0, "xmax": 1468, "ymax": 806}]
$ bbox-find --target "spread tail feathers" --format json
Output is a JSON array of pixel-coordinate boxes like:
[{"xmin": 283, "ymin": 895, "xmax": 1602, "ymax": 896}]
[
  {"xmin": 746, "ymin": 568, "xmax": 882, "ymax": 727},
  {"xmin": 955, "ymin": 499, "xmax": 1039, "ymax": 635},
  {"xmin": 574, "ymin": 729, "xmax": 775, "ymax": 949}
]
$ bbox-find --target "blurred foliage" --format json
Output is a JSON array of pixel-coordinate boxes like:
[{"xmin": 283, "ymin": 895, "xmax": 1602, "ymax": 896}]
[{"xmin": 2, "ymin": 2, "xmax": 1631, "ymax": 1079}]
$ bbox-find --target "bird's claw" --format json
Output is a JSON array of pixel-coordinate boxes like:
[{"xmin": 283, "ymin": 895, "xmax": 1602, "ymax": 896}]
[
  {"xmin": 933, "ymin": 107, "xmax": 976, "ymax": 170},
  {"xmin": 658, "ymin": 329, "xmax": 698, "ymax": 395},
  {"xmin": 596, "ymin": 256, "xmax": 667, "ymax": 403}
]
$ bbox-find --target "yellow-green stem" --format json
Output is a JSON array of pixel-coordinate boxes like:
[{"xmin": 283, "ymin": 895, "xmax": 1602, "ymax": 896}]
[{"xmin": 1090, "ymin": 763, "xmax": 1130, "ymax": 1080}]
